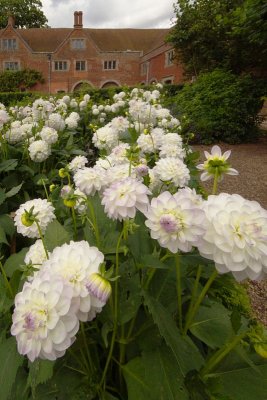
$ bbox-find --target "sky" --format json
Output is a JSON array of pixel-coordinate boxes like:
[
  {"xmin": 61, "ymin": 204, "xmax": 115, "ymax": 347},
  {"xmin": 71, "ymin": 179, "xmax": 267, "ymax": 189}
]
[{"xmin": 41, "ymin": 0, "xmax": 177, "ymax": 29}]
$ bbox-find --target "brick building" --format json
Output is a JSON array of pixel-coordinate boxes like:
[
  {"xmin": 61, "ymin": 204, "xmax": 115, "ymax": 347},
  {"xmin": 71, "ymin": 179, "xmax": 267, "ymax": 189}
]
[{"xmin": 0, "ymin": 11, "xmax": 184, "ymax": 93}]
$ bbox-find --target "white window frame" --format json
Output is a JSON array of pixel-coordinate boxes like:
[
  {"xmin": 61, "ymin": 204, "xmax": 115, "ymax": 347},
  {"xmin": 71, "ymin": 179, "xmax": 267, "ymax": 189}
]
[
  {"xmin": 3, "ymin": 61, "xmax": 20, "ymax": 70},
  {"xmin": 141, "ymin": 62, "xmax": 148, "ymax": 76},
  {"xmin": 75, "ymin": 60, "xmax": 87, "ymax": 71},
  {"xmin": 103, "ymin": 60, "xmax": 117, "ymax": 70},
  {"xmin": 71, "ymin": 39, "xmax": 86, "ymax": 50},
  {"xmin": 162, "ymin": 76, "xmax": 174, "ymax": 85},
  {"xmin": 54, "ymin": 60, "xmax": 69, "ymax": 71},
  {"xmin": 165, "ymin": 49, "xmax": 175, "ymax": 67},
  {"xmin": 1, "ymin": 38, "xmax": 17, "ymax": 51}
]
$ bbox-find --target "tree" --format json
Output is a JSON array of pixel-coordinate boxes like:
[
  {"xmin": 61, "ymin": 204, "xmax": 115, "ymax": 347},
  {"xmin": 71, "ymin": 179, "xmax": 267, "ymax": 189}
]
[
  {"xmin": 167, "ymin": 0, "xmax": 267, "ymax": 76},
  {"xmin": 0, "ymin": 0, "xmax": 48, "ymax": 29}
]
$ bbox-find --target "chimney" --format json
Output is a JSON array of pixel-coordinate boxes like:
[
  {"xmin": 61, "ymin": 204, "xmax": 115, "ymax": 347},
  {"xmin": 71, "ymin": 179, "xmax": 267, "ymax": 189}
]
[
  {"xmin": 74, "ymin": 11, "xmax": 83, "ymax": 28},
  {"xmin": 7, "ymin": 15, "xmax": 15, "ymax": 27}
]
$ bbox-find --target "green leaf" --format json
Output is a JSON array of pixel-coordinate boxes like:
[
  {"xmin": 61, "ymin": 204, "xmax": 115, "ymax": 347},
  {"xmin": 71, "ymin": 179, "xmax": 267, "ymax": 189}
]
[
  {"xmin": 28, "ymin": 360, "xmax": 54, "ymax": 397},
  {"xmin": 144, "ymin": 293, "xmax": 204, "ymax": 376},
  {"xmin": 189, "ymin": 302, "xmax": 233, "ymax": 349},
  {"xmin": 0, "ymin": 225, "xmax": 8, "ymax": 244},
  {"xmin": 123, "ymin": 346, "xmax": 189, "ymax": 400},
  {"xmin": 4, "ymin": 247, "xmax": 28, "ymax": 278},
  {"xmin": 44, "ymin": 220, "xmax": 70, "ymax": 251},
  {"xmin": 0, "ymin": 337, "xmax": 24, "ymax": 400},
  {"xmin": 0, "ymin": 159, "xmax": 18, "ymax": 172},
  {"xmin": 0, "ymin": 188, "xmax": 6, "ymax": 206},
  {"xmin": 0, "ymin": 214, "xmax": 15, "ymax": 237},
  {"xmin": 5, "ymin": 182, "xmax": 23, "ymax": 198},
  {"xmin": 217, "ymin": 363, "xmax": 267, "ymax": 400},
  {"xmin": 118, "ymin": 261, "xmax": 142, "ymax": 324},
  {"xmin": 141, "ymin": 254, "xmax": 169, "ymax": 269}
]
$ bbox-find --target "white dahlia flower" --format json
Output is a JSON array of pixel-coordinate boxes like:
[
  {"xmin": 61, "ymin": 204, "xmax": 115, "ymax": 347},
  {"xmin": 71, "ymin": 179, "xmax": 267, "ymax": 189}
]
[
  {"xmin": 42, "ymin": 241, "xmax": 105, "ymax": 321},
  {"xmin": 68, "ymin": 155, "xmax": 88, "ymax": 173},
  {"xmin": 40, "ymin": 127, "xmax": 58, "ymax": 144},
  {"xmin": 11, "ymin": 270, "xmax": 79, "ymax": 361},
  {"xmin": 197, "ymin": 193, "xmax": 267, "ymax": 281},
  {"xmin": 92, "ymin": 125, "xmax": 119, "ymax": 151},
  {"xmin": 153, "ymin": 157, "xmax": 190, "ymax": 188},
  {"xmin": 105, "ymin": 163, "xmax": 137, "ymax": 186},
  {"xmin": 24, "ymin": 239, "xmax": 48, "ymax": 266},
  {"xmin": 28, "ymin": 140, "xmax": 51, "ymax": 162},
  {"xmin": 47, "ymin": 113, "xmax": 65, "ymax": 131},
  {"xmin": 74, "ymin": 166, "xmax": 106, "ymax": 195},
  {"xmin": 101, "ymin": 177, "xmax": 151, "ymax": 221},
  {"xmin": 197, "ymin": 145, "xmax": 238, "ymax": 181},
  {"xmin": 14, "ymin": 199, "xmax": 55, "ymax": 239},
  {"xmin": 145, "ymin": 191, "xmax": 206, "ymax": 253}
]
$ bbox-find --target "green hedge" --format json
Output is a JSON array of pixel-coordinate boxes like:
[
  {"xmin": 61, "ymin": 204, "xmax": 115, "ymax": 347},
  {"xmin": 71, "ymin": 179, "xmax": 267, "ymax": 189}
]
[
  {"xmin": 0, "ymin": 92, "xmax": 42, "ymax": 106},
  {"xmin": 171, "ymin": 69, "xmax": 266, "ymax": 144}
]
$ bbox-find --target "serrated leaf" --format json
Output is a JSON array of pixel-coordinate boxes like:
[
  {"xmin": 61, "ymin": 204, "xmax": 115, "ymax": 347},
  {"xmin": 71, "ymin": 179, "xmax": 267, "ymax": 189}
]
[
  {"xmin": 0, "ymin": 225, "xmax": 8, "ymax": 244},
  {"xmin": 0, "ymin": 337, "xmax": 23, "ymax": 400},
  {"xmin": 144, "ymin": 293, "xmax": 204, "ymax": 376},
  {"xmin": 4, "ymin": 247, "xmax": 29, "ymax": 278},
  {"xmin": 123, "ymin": 346, "xmax": 189, "ymax": 400},
  {"xmin": 0, "ymin": 214, "xmax": 15, "ymax": 237},
  {"xmin": 0, "ymin": 159, "xmax": 18, "ymax": 172},
  {"xmin": 217, "ymin": 363, "xmax": 267, "ymax": 400},
  {"xmin": 28, "ymin": 359, "xmax": 54, "ymax": 398},
  {"xmin": 44, "ymin": 220, "xmax": 70, "ymax": 251},
  {"xmin": 5, "ymin": 182, "xmax": 23, "ymax": 198},
  {"xmin": 189, "ymin": 303, "xmax": 233, "ymax": 349}
]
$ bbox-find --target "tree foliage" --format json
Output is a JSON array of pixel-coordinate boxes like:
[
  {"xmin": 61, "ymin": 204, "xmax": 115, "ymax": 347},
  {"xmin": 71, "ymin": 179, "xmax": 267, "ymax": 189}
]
[
  {"xmin": 0, "ymin": 69, "xmax": 44, "ymax": 92},
  {"xmin": 0, "ymin": 0, "xmax": 47, "ymax": 29},
  {"xmin": 168, "ymin": 0, "xmax": 267, "ymax": 76}
]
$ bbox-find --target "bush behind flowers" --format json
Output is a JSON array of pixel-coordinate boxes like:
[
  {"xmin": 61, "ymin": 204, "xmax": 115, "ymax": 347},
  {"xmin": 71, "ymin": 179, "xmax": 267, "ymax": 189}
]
[{"xmin": 0, "ymin": 85, "xmax": 267, "ymax": 400}]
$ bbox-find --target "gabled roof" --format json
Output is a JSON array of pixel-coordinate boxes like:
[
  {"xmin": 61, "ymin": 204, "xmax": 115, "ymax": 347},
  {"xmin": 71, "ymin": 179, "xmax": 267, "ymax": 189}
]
[{"xmin": 0, "ymin": 27, "xmax": 169, "ymax": 54}]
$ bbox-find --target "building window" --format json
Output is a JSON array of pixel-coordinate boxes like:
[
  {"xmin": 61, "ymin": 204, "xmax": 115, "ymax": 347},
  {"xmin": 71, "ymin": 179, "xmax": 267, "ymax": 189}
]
[
  {"xmin": 165, "ymin": 49, "xmax": 175, "ymax": 66},
  {"xmin": 54, "ymin": 61, "xmax": 68, "ymax": 71},
  {"xmin": 162, "ymin": 76, "xmax": 174, "ymax": 85},
  {"xmin": 141, "ymin": 62, "xmax": 148, "ymax": 76},
  {"xmin": 71, "ymin": 39, "xmax": 85, "ymax": 49},
  {"xmin": 75, "ymin": 60, "xmax": 86, "ymax": 71},
  {"xmin": 2, "ymin": 38, "xmax": 17, "ymax": 51},
  {"xmin": 4, "ymin": 61, "xmax": 19, "ymax": 70},
  {"xmin": 103, "ymin": 60, "xmax": 117, "ymax": 70}
]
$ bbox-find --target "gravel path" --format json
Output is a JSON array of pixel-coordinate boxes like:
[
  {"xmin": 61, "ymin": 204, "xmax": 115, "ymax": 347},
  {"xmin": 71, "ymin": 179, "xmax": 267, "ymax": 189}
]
[{"xmin": 193, "ymin": 136, "xmax": 267, "ymax": 326}]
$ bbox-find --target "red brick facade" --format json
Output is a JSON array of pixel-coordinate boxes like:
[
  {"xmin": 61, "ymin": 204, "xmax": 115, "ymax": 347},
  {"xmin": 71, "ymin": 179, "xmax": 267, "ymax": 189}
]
[{"xmin": 0, "ymin": 12, "xmax": 185, "ymax": 93}]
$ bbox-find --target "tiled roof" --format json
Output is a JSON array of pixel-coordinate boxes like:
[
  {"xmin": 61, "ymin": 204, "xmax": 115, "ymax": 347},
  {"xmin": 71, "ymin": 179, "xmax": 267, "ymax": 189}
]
[{"xmin": 0, "ymin": 27, "xmax": 169, "ymax": 54}]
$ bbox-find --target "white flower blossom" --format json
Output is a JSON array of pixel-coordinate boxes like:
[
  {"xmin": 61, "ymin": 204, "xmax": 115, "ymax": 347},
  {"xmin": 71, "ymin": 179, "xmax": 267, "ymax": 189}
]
[
  {"xmin": 24, "ymin": 239, "xmax": 48, "ymax": 267},
  {"xmin": 29, "ymin": 140, "xmax": 51, "ymax": 162},
  {"xmin": 14, "ymin": 199, "xmax": 56, "ymax": 239},
  {"xmin": 74, "ymin": 166, "xmax": 106, "ymax": 195},
  {"xmin": 197, "ymin": 193, "xmax": 267, "ymax": 281},
  {"xmin": 153, "ymin": 157, "xmax": 190, "ymax": 188},
  {"xmin": 40, "ymin": 127, "xmax": 58, "ymax": 144},
  {"xmin": 145, "ymin": 191, "xmax": 206, "ymax": 253},
  {"xmin": 11, "ymin": 270, "xmax": 79, "ymax": 361},
  {"xmin": 68, "ymin": 155, "xmax": 88, "ymax": 173},
  {"xmin": 101, "ymin": 177, "xmax": 151, "ymax": 221}
]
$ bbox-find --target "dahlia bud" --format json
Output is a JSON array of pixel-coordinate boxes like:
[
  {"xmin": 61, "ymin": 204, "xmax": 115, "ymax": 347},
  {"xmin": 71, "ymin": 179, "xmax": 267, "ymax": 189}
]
[
  {"xmin": 49, "ymin": 184, "xmax": 56, "ymax": 192},
  {"xmin": 63, "ymin": 198, "xmax": 76, "ymax": 208},
  {"xmin": 59, "ymin": 168, "xmax": 68, "ymax": 178},
  {"xmin": 21, "ymin": 213, "xmax": 35, "ymax": 227},
  {"xmin": 86, "ymin": 273, "xmax": 112, "ymax": 303}
]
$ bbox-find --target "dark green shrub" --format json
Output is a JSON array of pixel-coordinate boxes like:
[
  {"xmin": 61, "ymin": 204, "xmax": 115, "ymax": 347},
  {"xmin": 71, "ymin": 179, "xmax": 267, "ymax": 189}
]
[
  {"xmin": 0, "ymin": 69, "xmax": 44, "ymax": 92},
  {"xmin": 171, "ymin": 69, "xmax": 266, "ymax": 144},
  {"xmin": 0, "ymin": 92, "xmax": 41, "ymax": 106}
]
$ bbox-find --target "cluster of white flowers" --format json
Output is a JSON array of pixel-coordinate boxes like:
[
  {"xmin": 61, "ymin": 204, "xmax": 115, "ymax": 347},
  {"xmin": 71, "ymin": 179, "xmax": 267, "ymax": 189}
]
[{"xmin": 11, "ymin": 240, "xmax": 109, "ymax": 361}]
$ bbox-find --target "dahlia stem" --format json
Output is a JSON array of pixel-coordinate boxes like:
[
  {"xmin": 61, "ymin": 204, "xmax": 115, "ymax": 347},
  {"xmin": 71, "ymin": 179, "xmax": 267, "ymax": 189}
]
[
  {"xmin": 71, "ymin": 207, "xmax": 77, "ymax": 240},
  {"xmin": 183, "ymin": 269, "xmax": 218, "ymax": 335},
  {"xmin": 87, "ymin": 199, "xmax": 100, "ymax": 248},
  {"xmin": 212, "ymin": 167, "xmax": 219, "ymax": 195},
  {"xmin": 100, "ymin": 227, "xmax": 124, "ymax": 389},
  {"xmin": 175, "ymin": 254, "xmax": 183, "ymax": 331},
  {"xmin": 35, "ymin": 220, "xmax": 49, "ymax": 259},
  {"xmin": 184, "ymin": 265, "xmax": 202, "ymax": 334},
  {"xmin": 200, "ymin": 330, "xmax": 248, "ymax": 379},
  {"xmin": 0, "ymin": 260, "xmax": 14, "ymax": 298},
  {"xmin": 41, "ymin": 179, "xmax": 49, "ymax": 200}
]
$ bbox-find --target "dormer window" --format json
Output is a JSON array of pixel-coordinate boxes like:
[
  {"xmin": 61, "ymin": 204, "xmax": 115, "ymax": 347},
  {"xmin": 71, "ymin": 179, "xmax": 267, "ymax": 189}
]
[
  {"xmin": 1, "ymin": 38, "xmax": 17, "ymax": 51},
  {"xmin": 103, "ymin": 60, "xmax": 117, "ymax": 70},
  {"xmin": 71, "ymin": 39, "xmax": 85, "ymax": 49}
]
